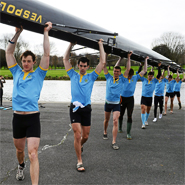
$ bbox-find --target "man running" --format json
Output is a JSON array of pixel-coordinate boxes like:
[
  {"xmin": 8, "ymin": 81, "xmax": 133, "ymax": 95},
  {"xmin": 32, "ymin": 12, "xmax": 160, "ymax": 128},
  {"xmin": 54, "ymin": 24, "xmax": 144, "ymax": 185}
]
[
  {"xmin": 5, "ymin": 22, "xmax": 52, "ymax": 185},
  {"xmin": 117, "ymin": 55, "xmax": 148, "ymax": 139},
  {"xmin": 140, "ymin": 62, "xmax": 161, "ymax": 129},
  {"xmin": 152, "ymin": 67, "xmax": 167, "ymax": 122},
  {"xmin": 173, "ymin": 70, "xmax": 185, "ymax": 110},
  {"xmin": 63, "ymin": 40, "xmax": 105, "ymax": 172},
  {"xmin": 164, "ymin": 66, "xmax": 176, "ymax": 115}
]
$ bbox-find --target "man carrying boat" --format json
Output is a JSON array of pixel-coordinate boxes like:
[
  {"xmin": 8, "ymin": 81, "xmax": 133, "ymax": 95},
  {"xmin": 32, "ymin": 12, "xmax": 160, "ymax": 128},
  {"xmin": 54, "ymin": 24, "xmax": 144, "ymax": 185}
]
[
  {"xmin": 6, "ymin": 22, "xmax": 52, "ymax": 185},
  {"xmin": 63, "ymin": 40, "xmax": 105, "ymax": 172}
]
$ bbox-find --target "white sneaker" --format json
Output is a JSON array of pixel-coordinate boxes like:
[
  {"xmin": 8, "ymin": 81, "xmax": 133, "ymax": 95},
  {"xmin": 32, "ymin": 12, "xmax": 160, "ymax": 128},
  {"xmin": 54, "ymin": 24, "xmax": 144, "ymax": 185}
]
[
  {"xmin": 141, "ymin": 124, "xmax": 145, "ymax": 129},
  {"xmin": 159, "ymin": 114, "xmax": 162, "ymax": 119},
  {"xmin": 145, "ymin": 121, "xmax": 148, "ymax": 126},
  {"xmin": 153, "ymin": 118, "xmax": 157, "ymax": 122},
  {"xmin": 16, "ymin": 165, "xmax": 25, "ymax": 181}
]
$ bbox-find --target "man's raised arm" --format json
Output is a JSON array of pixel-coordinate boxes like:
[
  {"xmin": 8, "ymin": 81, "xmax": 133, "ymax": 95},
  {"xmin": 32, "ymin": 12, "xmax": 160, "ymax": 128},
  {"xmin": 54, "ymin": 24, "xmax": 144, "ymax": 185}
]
[
  {"xmin": 40, "ymin": 22, "xmax": 52, "ymax": 70},
  {"xmin": 140, "ymin": 56, "xmax": 148, "ymax": 76},
  {"xmin": 63, "ymin": 43, "xmax": 75, "ymax": 71},
  {"xmin": 6, "ymin": 27, "xmax": 23, "ymax": 67},
  {"xmin": 123, "ymin": 52, "xmax": 132, "ymax": 77},
  {"xmin": 115, "ymin": 56, "xmax": 123, "ymax": 67},
  {"xmin": 95, "ymin": 39, "xmax": 106, "ymax": 74}
]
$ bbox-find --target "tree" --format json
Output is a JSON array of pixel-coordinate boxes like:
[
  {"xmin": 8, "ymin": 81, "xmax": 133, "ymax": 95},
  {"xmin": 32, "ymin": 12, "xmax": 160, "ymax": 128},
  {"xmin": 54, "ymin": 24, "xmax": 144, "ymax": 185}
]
[
  {"xmin": 52, "ymin": 55, "xmax": 58, "ymax": 69},
  {"xmin": 0, "ymin": 34, "xmax": 29, "ymax": 67},
  {"xmin": 151, "ymin": 32, "xmax": 185, "ymax": 64},
  {"xmin": 152, "ymin": 44, "xmax": 171, "ymax": 59},
  {"xmin": 0, "ymin": 49, "xmax": 6, "ymax": 68}
]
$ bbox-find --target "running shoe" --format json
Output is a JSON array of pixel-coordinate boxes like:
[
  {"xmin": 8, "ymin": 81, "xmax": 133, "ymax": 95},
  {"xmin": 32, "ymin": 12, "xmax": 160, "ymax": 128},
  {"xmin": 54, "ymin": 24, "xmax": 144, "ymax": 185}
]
[
  {"xmin": 118, "ymin": 129, "xmax": 123, "ymax": 133},
  {"xmin": 103, "ymin": 134, "xmax": 108, "ymax": 140},
  {"xmin": 112, "ymin": 143, "xmax": 119, "ymax": 150},
  {"xmin": 145, "ymin": 121, "xmax": 148, "ymax": 126},
  {"xmin": 141, "ymin": 125, "xmax": 145, "ymax": 129},
  {"xmin": 153, "ymin": 118, "xmax": 157, "ymax": 122},
  {"xmin": 159, "ymin": 114, "xmax": 162, "ymax": 119},
  {"xmin": 127, "ymin": 134, "xmax": 132, "ymax": 140},
  {"xmin": 16, "ymin": 165, "xmax": 25, "ymax": 181}
]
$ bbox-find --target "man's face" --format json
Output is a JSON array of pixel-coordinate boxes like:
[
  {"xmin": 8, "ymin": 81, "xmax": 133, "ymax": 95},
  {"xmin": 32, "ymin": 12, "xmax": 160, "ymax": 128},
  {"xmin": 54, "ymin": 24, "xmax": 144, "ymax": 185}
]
[
  {"xmin": 148, "ymin": 75, "xmax": 153, "ymax": 81},
  {"xmin": 176, "ymin": 78, "xmax": 180, "ymax": 82},
  {"xmin": 78, "ymin": 61, "xmax": 89, "ymax": 75},
  {"xmin": 168, "ymin": 77, "xmax": 172, "ymax": 82},
  {"xmin": 113, "ymin": 68, "xmax": 121, "ymax": 78},
  {"xmin": 21, "ymin": 55, "xmax": 35, "ymax": 72},
  {"xmin": 128, "ymin": 75, "xmax": 133, "ymax": 80}
]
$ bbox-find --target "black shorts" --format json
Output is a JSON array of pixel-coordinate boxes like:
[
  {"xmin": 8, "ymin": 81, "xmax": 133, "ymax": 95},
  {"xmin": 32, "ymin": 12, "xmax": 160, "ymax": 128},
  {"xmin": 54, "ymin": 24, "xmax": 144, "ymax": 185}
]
[
  {"xmin": 165, "ymin": 92, "xmax": 175, "ymax": 98},
  {"xmin": 70, "ymin": 103, "xmax": 92, "ymax": 126},
  {"xmin": 12, "ymin": 112, "xmax": 40, "ymax": 139},
  {"xmin": 174, "ymin": 91, "xmax": 180, "ymax": 97},
  {"xmin": 104, "ymin": 102, "xmax": 120, "ymax": 112},
  {"xmin": 141, "ymin": 96, "xmax": 152, "ymax": 107}
]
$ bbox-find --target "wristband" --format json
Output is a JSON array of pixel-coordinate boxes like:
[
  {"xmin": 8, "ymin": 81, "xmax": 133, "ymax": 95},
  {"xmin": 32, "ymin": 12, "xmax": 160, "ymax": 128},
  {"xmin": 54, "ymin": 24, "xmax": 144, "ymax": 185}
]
[{"xmin": 8, "ymin": 40, "xmax": 15, "ymax": 44}]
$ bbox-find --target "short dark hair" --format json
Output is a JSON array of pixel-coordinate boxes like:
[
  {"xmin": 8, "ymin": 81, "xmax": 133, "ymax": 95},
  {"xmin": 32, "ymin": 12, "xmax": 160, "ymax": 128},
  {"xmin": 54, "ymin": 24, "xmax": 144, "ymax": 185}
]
[
  {"xmin": 169, "ymin": 75, "xmax": 172, "ymax": 79},
  {"xmin": 114, "ymin": 66, "xmax": 121, "ymax": 72},
  {"xmin": 148, "ymin": 71, "xmax": 154, "ymax": 76},
  {"xmin": 78, "ymin": 57, "xmax": 89, "ymax": 65},
  {"xmin": 128, "ymin": 68, "xmax": 134, "ymax": 76},
  {"xmin": 20, "ymin": 50, "xmax": 36, "ymax": 62}
]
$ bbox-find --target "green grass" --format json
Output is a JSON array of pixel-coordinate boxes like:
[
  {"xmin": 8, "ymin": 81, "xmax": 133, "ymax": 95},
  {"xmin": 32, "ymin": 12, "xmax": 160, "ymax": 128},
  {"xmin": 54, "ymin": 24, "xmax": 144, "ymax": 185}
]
[{"xmin": 0, "ymin": 66, "xmax": 184, "ymax": 80}]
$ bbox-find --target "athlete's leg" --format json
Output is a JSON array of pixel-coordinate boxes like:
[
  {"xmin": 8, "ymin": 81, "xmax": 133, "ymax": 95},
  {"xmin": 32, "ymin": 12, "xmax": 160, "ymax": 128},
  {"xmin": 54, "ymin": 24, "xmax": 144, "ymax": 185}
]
[
  {"xmin": 103, "ymin": 111, "xmax": 111, "ymax": 135},
  {"xmin": 27, "ymin": 137, "xmax": 40, "ymax": 185},
  {"xmin": 119, "ymin": 99, "xmax": 126, "ymax": 132},
  {"xmin": 164, "ymin": 96, "xmax": 169, "ymax": 114},
  {"xmin": 81, "ymin": 125, "xmax": 91, "ymax": 146},
  {"xmin": 145, "ymin": 106, "xmax": 151, "ymax": 122},
  {"xmin": 177, "ymin": 96, "xmax": 182, "ymax": 109},
  {"xmin": 13, "ymin": 138, "xmax": 26, "ymax": 165},
  {"xmin": 170, "ymin": 97, "xmax": 174, "ymax": 113},
  {"xmin": 159, "ymin": 96, "xmax": 163, "ymax": 114},
  {"xmin": 112, "ymin": 111, "xmax": 120, "ymax": 144},
  {"xmin": 72, "ymin": 123, "xmax": 83, "ymax": 165},
  {"xmin": 127, "ymin": 97, "xmax": 134, "ymax": 139},
  {"xmin": 154, "ymin": 96, "xmax": 158, "ymax": 118},
  {"xmin": 141, "ymin": 104, "xmax": 146, "ymax": 126}
]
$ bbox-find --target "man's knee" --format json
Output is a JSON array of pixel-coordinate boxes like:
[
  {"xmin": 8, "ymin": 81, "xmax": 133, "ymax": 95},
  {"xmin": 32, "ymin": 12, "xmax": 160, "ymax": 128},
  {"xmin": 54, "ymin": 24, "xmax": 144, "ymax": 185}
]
[
  {"xmin": 28, "ymin": 150, "xmax": 38, "ymax": 162},
  {"xmin": 16, "ymin": 148, "xmax": 24, "ymax": 154},
  {"xmin": 127, "ymin": 117, "xmax": 132, "ymax": 123}
]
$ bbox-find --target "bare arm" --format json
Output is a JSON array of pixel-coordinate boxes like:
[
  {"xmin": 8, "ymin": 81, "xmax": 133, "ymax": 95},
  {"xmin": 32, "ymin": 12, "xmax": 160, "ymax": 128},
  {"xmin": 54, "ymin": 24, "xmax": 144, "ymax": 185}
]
[
  {"xmin": 115, "ymin": 56, "xmax": 123, "ymax": 67},
  {"xmin": 103, "ymin": 53, "xmax": 108, "ymax": 74},
  {"xmin": 167, "ymin": 66, "xmax": 170, "ymax": 76},
  {"xmin": 140, "ymin": 57, "xmax": 148, "ymax": 76},
  {"xmin": 63, "ymin": 43, "xmax": 75, "ymax": 71},
  {"xmin": 140, "ymin": 56, "xmax": 148, "ymax": 76},
  {"xmin": 5, "ymin": 27, "xmax": 23, "ymax": 67},
  {"xmin": 40, "ymin": 22, "xmax": 52, "ymax": 69},
  {"xmin": 181, "ymin": 72, "xmax": 185, "ymax": 82},
  {"xmin": 162, "ymin": 69, "xmax": 165, "ymax": 78},
  {"xmin": 123, "ymin": 52, "xmax": 132, "ymax": 77},
  {"xmin": 156, "ymin": 62, "xmax": 162, "ymax": 79},
  {"xmin": 95, "ymin": 39, "xmax": 106, "ymax": 74},
  {"xmin": 176, "ymin": 69, "xmax": 179, "ymax": 78}
]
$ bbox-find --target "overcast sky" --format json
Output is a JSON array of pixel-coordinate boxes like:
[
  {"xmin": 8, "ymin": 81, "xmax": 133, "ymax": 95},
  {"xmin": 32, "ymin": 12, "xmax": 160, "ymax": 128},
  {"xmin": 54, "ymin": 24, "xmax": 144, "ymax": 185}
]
[{"xmin": 0, "ymin": 0, "xmax": 185, "ymax": 56}]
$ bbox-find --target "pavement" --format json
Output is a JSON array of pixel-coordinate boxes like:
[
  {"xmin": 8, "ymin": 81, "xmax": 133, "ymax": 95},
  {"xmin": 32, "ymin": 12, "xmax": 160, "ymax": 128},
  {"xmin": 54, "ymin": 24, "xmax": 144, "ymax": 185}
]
[{"xmin": 0, "ymin": 102, "xmax": 184, "ymax": 185}]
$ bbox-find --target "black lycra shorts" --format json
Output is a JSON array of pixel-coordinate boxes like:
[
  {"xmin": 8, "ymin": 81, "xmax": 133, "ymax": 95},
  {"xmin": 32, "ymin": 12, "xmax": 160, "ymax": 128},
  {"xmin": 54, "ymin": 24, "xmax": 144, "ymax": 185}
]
[
  {"xmin": 12, "ymin": 112, "xmax": 40, "ymax": 139},
  {"xmin": 165, "ymin": 92, "xmax": 175, "ymax": 98},
  {"xmin": 70, "ymin": 103, "xmax": 92, "ymax": 126},
  {"xmin": 174, "ymin": 91, "xmax": 180, "ymax": 97},
  {"xmin": 104, "ymin": 102, "xmax": 120, "ymax": 112},
  {"xmin": 140, "ymin": 96, "xmax": 152, "ymax": 107}
]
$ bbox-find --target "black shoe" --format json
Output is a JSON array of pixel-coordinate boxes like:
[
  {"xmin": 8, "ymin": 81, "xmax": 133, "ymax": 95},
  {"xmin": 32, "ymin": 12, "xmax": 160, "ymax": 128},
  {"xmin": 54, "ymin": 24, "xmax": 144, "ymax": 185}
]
[{"xmin": 103, "ymin": 134, "xmax": 108, "ymax": 140}]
